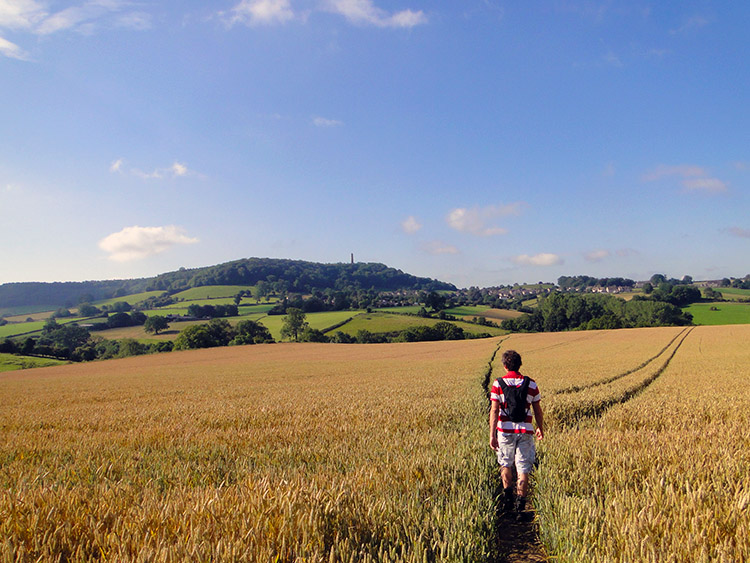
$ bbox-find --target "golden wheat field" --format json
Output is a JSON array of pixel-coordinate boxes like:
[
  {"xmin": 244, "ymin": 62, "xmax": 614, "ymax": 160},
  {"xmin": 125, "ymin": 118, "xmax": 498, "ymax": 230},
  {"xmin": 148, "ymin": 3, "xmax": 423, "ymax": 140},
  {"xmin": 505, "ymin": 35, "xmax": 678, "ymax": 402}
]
[
  {"xmin": 1, "ymin": 326, "xmax": 749, "ymax": 562},
  {"xmin": 0, "ymin": 339, "xmax": 501, "ymax": 562},
  {"xmin": 502, "ymin": 325, "xmax": 750, "ymax": 563}
]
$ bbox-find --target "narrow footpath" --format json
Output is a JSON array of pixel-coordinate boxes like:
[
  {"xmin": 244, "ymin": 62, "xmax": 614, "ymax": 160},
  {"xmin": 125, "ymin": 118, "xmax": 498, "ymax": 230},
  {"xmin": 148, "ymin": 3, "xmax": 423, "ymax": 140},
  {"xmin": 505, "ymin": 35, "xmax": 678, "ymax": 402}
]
[{"xmin": 484, "ymin": 340, "xmax": 548, "ymax": 563}]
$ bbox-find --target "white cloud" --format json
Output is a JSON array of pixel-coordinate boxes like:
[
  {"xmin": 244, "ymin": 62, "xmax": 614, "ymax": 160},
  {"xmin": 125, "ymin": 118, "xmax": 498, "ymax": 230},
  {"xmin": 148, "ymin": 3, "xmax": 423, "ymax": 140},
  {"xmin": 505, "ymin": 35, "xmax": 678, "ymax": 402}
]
[
  {"xmin": 0, "ymin": 35, "xmax": 29, "ymax": 59},
  {"xmin": 642, "ymin": 164, "xmax": 727, "ymax": 193},
  {"xmin": 0, "ymin": 0, "xmax": 46, "ymax": 30},
  {"xmin": 642, "ymin": 164, "xmax": 706, "ymax": 182},
  {"xmin": 682, "ymin": 178, "xmax": 727, "ymax": 193},
  {"xmin": 312, "ymin": 116, "xmax": 343, "ymax": 127},
  {"xmin": 325, "ymin": 0, "xmax": 427, "ymax": 28},
  {"xmin": 227, "ymin": 0, "xmax": 295, "ymax": 26},
  {"xmin": 446, "ymin": 203, "xmax": 522, "ymax": 237},
  {"xmin": 401, "ymin": 215, "xmax": 422, "ymax": 234},
  {"xmin": 512, "ymin": 253, "xmax": 563, "ymax": 266},
  {"xmin": 109, "ymin": 158, "xmax": 124, "ymax": 173},
  {"xmin": 728, "ymin": 227, "xmax": 750, "ymax": 239},
  {"xmin": 422, "ymin": 241, "xmax": 459, "ymax": 255},
  {"xmin": 584, "ymin": 249, "xmax": 610, "ymax": 263},
  {"xmin": 171, "ymin": 162, "xmax": 188, "ymax": 177},
  {"xmin": 99, "ymin": 225, "xmax": 199, "ymax": 262},
  {"xmin": 115, "ymin": 11, "xmax": 152, "ymax": 31},
  {"xmin": 130, "ymin": 161, "xmax": 196, "ymax": 179},
  {"xmin": 670, "ymin": 15, "xmax": 709, "ymax": 35},
  {"xmin": 0, "ymin": 1, "xmax": 150, "ymax": 60}
]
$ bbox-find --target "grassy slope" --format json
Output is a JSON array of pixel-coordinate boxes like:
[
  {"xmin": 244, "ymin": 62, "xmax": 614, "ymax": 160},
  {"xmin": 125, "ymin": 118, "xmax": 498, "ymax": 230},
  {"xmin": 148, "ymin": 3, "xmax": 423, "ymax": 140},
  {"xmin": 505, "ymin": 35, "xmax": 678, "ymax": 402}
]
[
  {"xmin": 171, "ymin": 286, "xmax": 256, "ymax": 300},
  {"xmin": 334, "ymin": 312, "xmax": 505, "ymax": 336},
  {"xmin": 685, "ymin": 302, "xmax": 750, "ymax": 325},
  {"xmin": 0, "ymin": 353, "xmax": 68, "ymax": 372}
]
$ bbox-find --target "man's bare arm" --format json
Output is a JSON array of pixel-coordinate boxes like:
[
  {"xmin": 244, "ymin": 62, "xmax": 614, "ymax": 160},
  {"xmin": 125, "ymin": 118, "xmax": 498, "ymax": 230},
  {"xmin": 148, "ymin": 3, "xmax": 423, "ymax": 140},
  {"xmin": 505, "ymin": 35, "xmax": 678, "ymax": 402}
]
[
  {"xmin": 489, "ymin": 401, "xmax": 500, "ymax": 449},
  {"xmin": 532, "ymin": 401, "xmax": 544, "ymax": 439}
]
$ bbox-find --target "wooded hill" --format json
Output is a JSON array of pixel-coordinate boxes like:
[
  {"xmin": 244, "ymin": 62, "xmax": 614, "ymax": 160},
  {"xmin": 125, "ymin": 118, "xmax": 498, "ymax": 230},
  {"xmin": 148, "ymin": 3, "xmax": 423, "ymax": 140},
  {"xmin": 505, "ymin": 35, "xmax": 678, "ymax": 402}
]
[{"xmin": 0, "ymin": 258, "xmax": 455, "ymax": 312}]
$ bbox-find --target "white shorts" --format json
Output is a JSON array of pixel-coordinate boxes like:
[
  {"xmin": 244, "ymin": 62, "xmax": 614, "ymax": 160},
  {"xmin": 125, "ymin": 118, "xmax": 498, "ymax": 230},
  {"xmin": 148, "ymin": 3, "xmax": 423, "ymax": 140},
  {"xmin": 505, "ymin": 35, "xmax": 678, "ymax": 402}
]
[{"xmin": 496, "ymin": 432, "xmax": 536, "ymax": 474}]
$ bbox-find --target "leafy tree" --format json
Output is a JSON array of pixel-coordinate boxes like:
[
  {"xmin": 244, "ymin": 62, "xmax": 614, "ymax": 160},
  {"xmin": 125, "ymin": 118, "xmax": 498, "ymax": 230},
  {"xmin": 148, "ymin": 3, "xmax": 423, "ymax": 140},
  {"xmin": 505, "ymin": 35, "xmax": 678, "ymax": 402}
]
[
  {"xmin": 21, "ymin": 338, "xmax": 35, "ymax": 355},
  {"xmin": 423, "ymin": 291, "xmax": 446, "ymax": 311},
  {"xmin": 280, "ymin": 308, "xmax": 308, "ymax": 342},
  {"xmin": 174, "ymin": 325, "xmax": 216, "ymax": 350},
  {"xmin": 144, "ymin": 315, "xmax": 170, "ymax": 335},
  {"xmin": 0, "ymin": 338, "xmax": 17, "ymax": 354},
  {"xmin": 111, "ymin": 301, "xmax": 132, "ymax": 313},
  {"xmin": 230, "ymin": 320, "xmax": 274, "ymax": 345},
  {"xmin": 330, "ymin": 331, "xmax": 355, "ymax": 343},
  {"xmin": 78, "ymin": 303, "xmax": 101, "ymax": 317},
  {"xmin": 117, "ymin": 339, "xmax": 149, "ymax": 358},
  {"xmin": 206, "ymin": 319, "xmax": 235, "ymax": 346},
  {"xmin": 642, "ymin": 282, "xmax": 653, "ymax": 294},
  {"xmin": 52, "ymin": 308, "xmax": 73, "ymax": 319},
  {"xmin": 433, "ymin": 321, "xmax": 465, "ymax": 340},
  {"xmin": 299, "ymin": 327, "xmax": 329, "ymax": 342}
]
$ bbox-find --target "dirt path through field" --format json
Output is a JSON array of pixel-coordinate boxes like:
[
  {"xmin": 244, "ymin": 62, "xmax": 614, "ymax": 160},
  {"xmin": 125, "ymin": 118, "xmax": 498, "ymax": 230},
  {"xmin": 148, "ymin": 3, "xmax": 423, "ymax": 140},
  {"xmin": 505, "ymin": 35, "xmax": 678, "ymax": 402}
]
[{"xmin": 484, "ymin": 339, "xmax": 548, "ymax": 563}]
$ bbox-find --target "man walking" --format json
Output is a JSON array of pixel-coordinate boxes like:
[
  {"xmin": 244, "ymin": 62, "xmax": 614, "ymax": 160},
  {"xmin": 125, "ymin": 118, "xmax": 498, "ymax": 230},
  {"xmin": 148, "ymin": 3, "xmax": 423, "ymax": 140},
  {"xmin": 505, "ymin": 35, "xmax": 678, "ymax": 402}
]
[{"xmin": 489, "ymin": 349, "xmax": 544, "ymax": 520}]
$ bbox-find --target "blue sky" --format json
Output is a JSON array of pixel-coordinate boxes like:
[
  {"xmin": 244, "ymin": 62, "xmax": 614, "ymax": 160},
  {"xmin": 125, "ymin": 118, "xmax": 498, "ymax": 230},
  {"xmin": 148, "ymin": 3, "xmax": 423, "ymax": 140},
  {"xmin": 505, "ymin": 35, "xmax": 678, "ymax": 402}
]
[{"xmin": 1, "ymin": 1, "xmax": 748, "ymax": 288}]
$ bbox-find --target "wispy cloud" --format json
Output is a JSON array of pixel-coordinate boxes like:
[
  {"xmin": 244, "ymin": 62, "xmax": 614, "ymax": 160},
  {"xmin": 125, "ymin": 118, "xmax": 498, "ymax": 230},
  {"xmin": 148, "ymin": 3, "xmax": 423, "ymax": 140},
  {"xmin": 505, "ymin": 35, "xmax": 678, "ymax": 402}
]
[
  {"xmin": 401, "ymin": 215, "xmax": 422, "ymax": 234},
  {"xmin": 584, "ymin": 249, "xmax": 610, "ymax": 263},
  {"xmin": 728, "ymin": 227, "xmax": 750, "ymax": 239},
  {"xmin": 312, "ymin": 116, "xmax": 343, "ymax": 127},
  {"xmin": 512, "ymin": 253, "xmax": 563, "ymax": 266},
  {"xmin": 670, "ymin": 15, "xmax": 709, "ymax": 35},
  {"xmin": 422, "ymin": 240, "xmax": 459, "ymax": 255},
  {"xmin": 116, "ymin": 160, "xmax": 198, "ymax": 179},
  {"xmin": 0, "ymin": 0, "xmax": 46, "ymax": 30},
  {"xmin": 109, "ymin": 158, "xmax": 124, "ymax": 173},
  {"xmin": 225, "ymin": 0, "xmax": 295, "ymax": 26},
  {"xmin": 324, "ymin": 0, "xmax": 427, "ymax": 28},
  {"xmin": 446, "ymin": 203, "xmax": 523, "ymax": 237},
  {"xmin": 99, "ymin": 225, "xmax": 199, "ymax": 262},
  {"xmin": 0, "ymin": 35, "xmax": 29, "ymax": 60},
  {"xmin": 0, "ymin": 0, "xmax": 150, "ymax": 59},
  {"xmin": 642, "ymin": 164, "xmax": 727, "ymax": 193}
]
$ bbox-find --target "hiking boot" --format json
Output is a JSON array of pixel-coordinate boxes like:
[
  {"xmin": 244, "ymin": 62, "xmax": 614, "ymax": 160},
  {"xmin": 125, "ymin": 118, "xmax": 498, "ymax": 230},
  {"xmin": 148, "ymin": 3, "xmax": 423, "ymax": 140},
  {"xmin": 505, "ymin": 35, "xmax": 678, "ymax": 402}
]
[
  {"xmin": 501, "ymin": 487, "xmax": 515, "ymax": 515},
  {"xmin": 515, "ymin": 496, "xmax": 530, "ymax": 521}
]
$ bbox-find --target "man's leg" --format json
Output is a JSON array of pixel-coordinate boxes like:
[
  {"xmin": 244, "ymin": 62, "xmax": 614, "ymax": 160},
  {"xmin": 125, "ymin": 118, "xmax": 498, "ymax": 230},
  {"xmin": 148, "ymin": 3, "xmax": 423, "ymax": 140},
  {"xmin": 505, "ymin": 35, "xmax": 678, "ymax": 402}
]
[
  {"xmin": 514, "ymin": 435, "xmax": 536, "ymax": 520},
  {"xmin": 496, "ymin": 433, "xmax": 518, "ymax": 514}
]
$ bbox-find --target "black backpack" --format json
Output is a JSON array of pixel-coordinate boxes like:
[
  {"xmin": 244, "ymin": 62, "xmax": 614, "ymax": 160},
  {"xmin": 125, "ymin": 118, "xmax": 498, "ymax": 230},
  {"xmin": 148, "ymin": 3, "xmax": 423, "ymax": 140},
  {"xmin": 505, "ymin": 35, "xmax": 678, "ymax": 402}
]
[{"xmin": 498, "ymin": 376, "xmax": 531, "ymax": 422}]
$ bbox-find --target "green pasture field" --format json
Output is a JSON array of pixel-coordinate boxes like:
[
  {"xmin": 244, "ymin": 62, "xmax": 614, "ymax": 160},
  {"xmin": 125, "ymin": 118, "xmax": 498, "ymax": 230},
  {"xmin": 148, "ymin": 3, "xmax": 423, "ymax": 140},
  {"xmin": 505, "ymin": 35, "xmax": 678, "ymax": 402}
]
[
  {"xmin": 93, "ymin": 291, "xmax": 165, "ymax": 308},
  {"xmin": 0, "ymin": 304, "xmax": 59, "ymax": 318},
  {"xmin": 373, "ymin": 306, "xmax": 424, "ymax": 314},
  {"xmin": 168, "ymin": 297, "xmax": 240, "ymax": 307},
  {"xmin": 716, "ymin": 287, "xmax": 750, "ymax": 301},
  {"xmin": 171, "ymin": 285, "xmax": 256, "ymax": 300},
  {"xmin": 3, "ymin": 310, "xmax": 56, "ymax": 323},
  {"xmin": 94, "ymin": 314, "xmax": 270, "ymax": 342},
  {"xmin": 334, "ymin": 312, "xmax": 505, "ymax": 337},
  {"xmin": 0, "ymin": 321, "xmax": 46, "ymax": 339},
  {"xmin": 684, "ymin": 302, "xmax": 750, "ymax": 325},
  {"xmin": 0, "ymin": 353, "xmax": 68, "ymax": 372},
  {"xmin": 259, "ymin": 311, "xmax": 362, "ymax": 341},
  {"xmin": 443, "ymin": 306, "xmax": 490, "ymax": 316}
]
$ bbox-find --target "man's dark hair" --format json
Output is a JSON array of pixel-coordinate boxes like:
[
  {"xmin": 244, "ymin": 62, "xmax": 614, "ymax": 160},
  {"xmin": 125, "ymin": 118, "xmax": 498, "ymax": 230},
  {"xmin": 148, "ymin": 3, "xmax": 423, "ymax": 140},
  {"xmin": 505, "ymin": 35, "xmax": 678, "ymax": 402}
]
[{"xmin": 502, "ymin": 349, "xmax": 522, "ymax": 372}]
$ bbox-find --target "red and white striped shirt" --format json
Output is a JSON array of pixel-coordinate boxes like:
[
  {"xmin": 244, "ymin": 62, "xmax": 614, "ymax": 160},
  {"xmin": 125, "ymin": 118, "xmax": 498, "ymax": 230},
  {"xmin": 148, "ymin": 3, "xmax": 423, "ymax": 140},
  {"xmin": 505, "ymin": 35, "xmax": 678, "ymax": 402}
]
[{"xmin": 490, "ymin": 371, "xmax": 541, "ymax": 435}]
